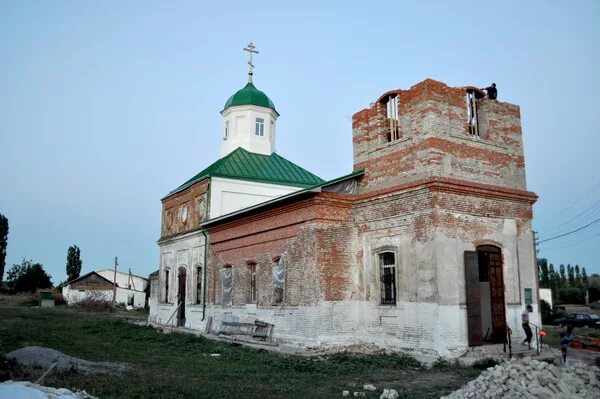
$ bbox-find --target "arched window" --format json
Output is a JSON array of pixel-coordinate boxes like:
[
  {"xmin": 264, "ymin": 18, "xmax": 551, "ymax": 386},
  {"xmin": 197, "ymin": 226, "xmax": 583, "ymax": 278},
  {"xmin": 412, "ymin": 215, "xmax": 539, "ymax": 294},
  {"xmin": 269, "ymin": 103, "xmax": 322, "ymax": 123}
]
[
  {"xmin": 164, "ymin": 269, "xmax": 170, "ymax": 303},
  {"xmin": 379, "ymin": 252, "xmax": 396, "ymax": 305}
]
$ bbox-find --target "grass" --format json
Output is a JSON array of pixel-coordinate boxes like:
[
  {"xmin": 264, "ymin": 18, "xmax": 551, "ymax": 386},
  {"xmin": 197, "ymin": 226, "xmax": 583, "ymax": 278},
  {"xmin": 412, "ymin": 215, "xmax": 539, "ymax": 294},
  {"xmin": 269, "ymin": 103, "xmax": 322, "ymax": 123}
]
[{"xmin": 0, "ymin": 301, "xmax": 481, "ymax": 398}]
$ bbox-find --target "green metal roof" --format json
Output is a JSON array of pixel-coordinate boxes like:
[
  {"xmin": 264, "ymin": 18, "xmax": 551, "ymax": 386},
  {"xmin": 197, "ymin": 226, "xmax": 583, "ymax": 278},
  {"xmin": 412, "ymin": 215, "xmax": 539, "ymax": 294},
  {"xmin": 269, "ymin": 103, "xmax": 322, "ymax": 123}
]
[
  {"xmin": 167, "ymin": 148, "xmax": 324, "ymax": 197},
  {"xmin": 223, "ymin": 83, "xmax": 277, "ymax": 113}
]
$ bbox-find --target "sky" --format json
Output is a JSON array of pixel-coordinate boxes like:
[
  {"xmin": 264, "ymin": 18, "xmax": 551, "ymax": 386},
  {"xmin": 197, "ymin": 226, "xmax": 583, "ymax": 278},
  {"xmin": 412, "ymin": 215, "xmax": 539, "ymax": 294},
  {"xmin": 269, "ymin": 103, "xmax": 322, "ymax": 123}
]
[{"xmin": 1, "ymin": 1, "xmax": 599, "ymax": 283}]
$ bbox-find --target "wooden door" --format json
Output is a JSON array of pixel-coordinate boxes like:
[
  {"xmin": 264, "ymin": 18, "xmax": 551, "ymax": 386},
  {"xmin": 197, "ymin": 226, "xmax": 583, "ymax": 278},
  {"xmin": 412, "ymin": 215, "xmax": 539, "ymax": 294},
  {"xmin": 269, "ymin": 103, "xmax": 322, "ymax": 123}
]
[
  {"xmin": 464, "ymin": 251, "xmax": 482, "ymax": 346},
  {"xmin": 488, "ymin": 252, "xmax": 506, "ymax": 343}
]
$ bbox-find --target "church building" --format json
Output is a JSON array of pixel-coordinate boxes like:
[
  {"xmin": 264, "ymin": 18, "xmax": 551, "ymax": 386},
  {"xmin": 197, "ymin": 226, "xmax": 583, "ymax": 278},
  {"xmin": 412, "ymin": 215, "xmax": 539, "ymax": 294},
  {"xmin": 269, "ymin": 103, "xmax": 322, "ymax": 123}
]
[{"xmin": 149, "ymin": 45, "xmax": 540, "ymax": 357}]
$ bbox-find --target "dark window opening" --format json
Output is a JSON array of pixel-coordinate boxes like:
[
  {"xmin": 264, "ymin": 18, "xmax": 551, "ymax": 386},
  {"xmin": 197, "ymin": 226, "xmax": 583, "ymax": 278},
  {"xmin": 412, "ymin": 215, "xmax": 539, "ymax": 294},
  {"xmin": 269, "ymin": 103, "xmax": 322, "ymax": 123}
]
[
  {"xmin": 379, "ymin": 252, "xmax": 396, "ymax": 305},
  {"xmin": 196, "ymin": 266, "xmax": 202, "ymax": 304},
  {"xmin": 164, "ymin": 270, "xmax": 169, "ymax": 303}
]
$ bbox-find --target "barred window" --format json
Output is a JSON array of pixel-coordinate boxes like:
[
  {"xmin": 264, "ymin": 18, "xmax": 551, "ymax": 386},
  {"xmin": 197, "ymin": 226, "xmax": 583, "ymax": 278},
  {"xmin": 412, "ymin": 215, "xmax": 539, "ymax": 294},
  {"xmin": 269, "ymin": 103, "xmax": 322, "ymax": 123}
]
[
  {"xmin": 164, "ymin": 269, "xmax": 170, "ymax": 303},
  {"xmin": 379, "ymin": 252, "xmax": 396, "ymax": 305}
]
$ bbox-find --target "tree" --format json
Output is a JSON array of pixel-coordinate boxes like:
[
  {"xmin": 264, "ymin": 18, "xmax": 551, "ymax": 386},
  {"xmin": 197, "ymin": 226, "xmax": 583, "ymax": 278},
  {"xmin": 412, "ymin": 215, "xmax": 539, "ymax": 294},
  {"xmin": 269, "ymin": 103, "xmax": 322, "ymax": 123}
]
[
  {"xmin": 538, "ymin": 258, "xmax": 549, "ymax": 288},
  {"xmin": 574, "ymin": 265, "xmax": 581, "ymax": 288},
  {"xmin": 0, "ymin": 213, "xmax": 8, "ymax": 281},
  {"xmin": 6, "ymin": 259, "xmax": 52, "ymax": 293},
  {"xmin": 559, "ymin": 264, "xmax": 566, "ymax": 289},
  {"xmin": 66, "ymin": 245, "xmax": 82, "ymax": 282},
  {"xmin": 567, "ymin": 264, "xmax": 575, "ymax": 287},
  {"xmin": 582, "ymin": 267, "xmax": 589, "ymax": 289}
]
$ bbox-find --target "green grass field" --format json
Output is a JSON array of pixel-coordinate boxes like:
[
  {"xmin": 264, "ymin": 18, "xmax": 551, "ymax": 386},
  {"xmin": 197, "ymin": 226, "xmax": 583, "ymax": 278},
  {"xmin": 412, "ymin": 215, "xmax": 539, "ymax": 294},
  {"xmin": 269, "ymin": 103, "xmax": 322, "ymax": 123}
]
[{"xmin": 0, "ymin": 301, "xmax": 482, "ymax": 398}]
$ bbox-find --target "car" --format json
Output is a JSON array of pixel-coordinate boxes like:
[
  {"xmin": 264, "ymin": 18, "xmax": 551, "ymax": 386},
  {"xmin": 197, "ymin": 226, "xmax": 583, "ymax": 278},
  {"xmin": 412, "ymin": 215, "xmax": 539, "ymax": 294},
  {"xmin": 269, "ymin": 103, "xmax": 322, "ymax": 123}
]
[{"xmin": 554, "ymin": 313, "xmax": 600, "ymax": 328}]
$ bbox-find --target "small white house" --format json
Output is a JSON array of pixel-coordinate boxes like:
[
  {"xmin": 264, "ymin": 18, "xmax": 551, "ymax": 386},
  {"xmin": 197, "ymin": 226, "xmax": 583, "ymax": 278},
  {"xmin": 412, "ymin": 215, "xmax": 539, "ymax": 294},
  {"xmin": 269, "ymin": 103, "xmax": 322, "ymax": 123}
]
[{"xmin": 62, "ymin": 269, "xmax": 148, "ymax": 308}]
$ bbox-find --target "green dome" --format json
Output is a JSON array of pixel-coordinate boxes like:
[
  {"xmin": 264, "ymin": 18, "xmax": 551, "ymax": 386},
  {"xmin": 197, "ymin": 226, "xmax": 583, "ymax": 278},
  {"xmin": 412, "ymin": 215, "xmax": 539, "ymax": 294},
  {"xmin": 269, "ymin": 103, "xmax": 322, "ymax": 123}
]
[{"xmin": 223, "ymin": 83, "xmax": 277, "ymax": 113}]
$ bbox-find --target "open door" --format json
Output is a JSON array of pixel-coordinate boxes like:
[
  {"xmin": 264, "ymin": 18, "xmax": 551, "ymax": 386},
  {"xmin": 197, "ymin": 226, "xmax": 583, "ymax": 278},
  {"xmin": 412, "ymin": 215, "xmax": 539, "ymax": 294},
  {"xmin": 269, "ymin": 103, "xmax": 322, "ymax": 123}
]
[{"xmin": 464, "ymin": 251, "xmax": 482, "ymax": 346}]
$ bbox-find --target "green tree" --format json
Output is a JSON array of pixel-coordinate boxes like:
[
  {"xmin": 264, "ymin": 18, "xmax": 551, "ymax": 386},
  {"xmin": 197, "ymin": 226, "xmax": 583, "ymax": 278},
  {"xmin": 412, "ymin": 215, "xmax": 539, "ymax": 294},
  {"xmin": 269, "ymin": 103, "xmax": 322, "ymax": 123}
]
[
  {"xmin": 574, "ymin": 265, "xmax": 581, "ymax": 288},
  {"xmin": 66, "ymin": 245, "xmax": 82, "ymax": 281},
  {"xmin": 0, "ymin": 214, "xmax": 8, "ymax": 281},
  {"xmin": 582, "ymin": 267, "xmax": 589, "ymax": 288},
  {"xmin": 559, "ymin": 264, "xmax": 566, "ymax": 288},
  {"xmin": 6, "ymin": 259, "xmax": 52, "ymax": 293},
  {"xmin": 538, "ymin": 258, "xmax": 549, "ymax": 288},
  {"xmin": 567, "ymin": 264, "xmax": 575, "ymax": 287}
]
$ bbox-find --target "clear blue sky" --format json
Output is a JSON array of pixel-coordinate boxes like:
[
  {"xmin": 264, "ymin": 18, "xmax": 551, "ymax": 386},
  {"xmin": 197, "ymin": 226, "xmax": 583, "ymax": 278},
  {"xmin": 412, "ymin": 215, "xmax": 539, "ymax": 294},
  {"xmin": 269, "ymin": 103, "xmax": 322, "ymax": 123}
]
[{"xmin": 1, "ymin": 1, "xmax": 599, "ymax": 283}]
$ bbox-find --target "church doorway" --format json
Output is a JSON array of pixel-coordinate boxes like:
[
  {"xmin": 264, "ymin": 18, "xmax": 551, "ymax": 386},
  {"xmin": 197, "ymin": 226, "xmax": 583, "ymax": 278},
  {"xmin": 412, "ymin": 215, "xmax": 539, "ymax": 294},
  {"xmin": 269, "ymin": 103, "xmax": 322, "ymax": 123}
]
[
  {"xmin": 464, "ymin": 245, "xmax": 506, "ymax": 346},
  {"xmin": 177, "ymin": 267, "xmax": 186, "ymax": 327}
]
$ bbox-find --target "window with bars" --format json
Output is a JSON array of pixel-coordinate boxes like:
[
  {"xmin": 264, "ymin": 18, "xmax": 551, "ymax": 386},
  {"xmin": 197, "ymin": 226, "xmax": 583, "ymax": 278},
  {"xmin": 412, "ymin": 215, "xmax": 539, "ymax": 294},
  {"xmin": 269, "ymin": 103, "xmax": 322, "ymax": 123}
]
[
  {"xmin": 379, "ymin": 252, "xmax": 396, "ymax": 305},
  {"xmin": 255, "ymin": 118, "xmax": 265, "ymax": 136}
]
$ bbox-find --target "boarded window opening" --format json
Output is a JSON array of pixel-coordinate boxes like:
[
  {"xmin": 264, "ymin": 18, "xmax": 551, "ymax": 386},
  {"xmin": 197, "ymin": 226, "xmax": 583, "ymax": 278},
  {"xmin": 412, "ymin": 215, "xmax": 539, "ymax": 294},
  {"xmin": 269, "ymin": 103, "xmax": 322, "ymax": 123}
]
[
  {"xmin": 381, "ymin": 94, "xmax": 400, "ymax": 142},
  {"xmin": 379, "ymin": 252, "xmax": 396, "ymax": 305},
  {"xmin": 466, "ymin": 91, "xmax": 479, "ymax": 138},
  {"xmin": 247, "ymin": 262, "xmax": 257, "ymax": 303},
  {"xmin": 273, "ymin": 257, "xmax": 285, "ymax": 305}
]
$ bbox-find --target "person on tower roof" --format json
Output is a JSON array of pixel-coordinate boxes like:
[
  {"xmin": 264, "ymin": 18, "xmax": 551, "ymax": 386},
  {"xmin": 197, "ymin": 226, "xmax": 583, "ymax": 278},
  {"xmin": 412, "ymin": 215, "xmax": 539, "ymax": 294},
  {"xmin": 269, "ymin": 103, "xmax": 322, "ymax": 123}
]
[{"xmin": 482, "ymin": 83, "xmax": 498, "ymax": 100}]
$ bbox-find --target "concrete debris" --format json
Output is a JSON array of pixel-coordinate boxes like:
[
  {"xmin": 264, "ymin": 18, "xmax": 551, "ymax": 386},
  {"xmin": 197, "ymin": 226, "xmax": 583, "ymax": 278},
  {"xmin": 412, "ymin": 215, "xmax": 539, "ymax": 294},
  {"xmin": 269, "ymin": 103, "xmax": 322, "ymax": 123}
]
[
  {"xmin": 6, "ymin": 346, "xmax": 130, "ymax": 375},
  {"xmin": 441, "ymin": 357, "xmax": 600, "ymax": 399},
  {"xmin": 353, "ymin": 392, "xmax": 366, "ymax": 397},
  {"xmin": 342, "ymin": 390, "xmax": 350, "ymax": 397},
  {"xmin": 363, "ymin": 384, "xmax": 377, "ymax": 391},
  {"xmin": 379, "ymin": 388, "xmax": 399, "ymax": 399},
  {"xmin": 0, "ymin": 381, "xmax": 98, "ymax": 399}
]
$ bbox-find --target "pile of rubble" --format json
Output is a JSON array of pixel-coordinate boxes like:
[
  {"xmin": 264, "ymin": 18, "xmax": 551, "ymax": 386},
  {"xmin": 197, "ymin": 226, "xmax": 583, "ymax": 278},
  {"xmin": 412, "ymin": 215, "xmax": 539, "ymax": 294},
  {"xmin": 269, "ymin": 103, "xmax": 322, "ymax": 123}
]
[{"xmin": 442, "ymin": 357, "xmax": 600, "ymax": 399}]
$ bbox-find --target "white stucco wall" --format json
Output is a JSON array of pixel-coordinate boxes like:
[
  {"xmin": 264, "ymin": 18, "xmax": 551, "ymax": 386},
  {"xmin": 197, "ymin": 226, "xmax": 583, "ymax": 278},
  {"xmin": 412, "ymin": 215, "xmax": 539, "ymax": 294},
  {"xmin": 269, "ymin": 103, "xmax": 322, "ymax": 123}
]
[
  {"xmin": 149, "ymin": 230, "xmax": 207, "ymax": 324},
  {"xmin": 220, "ymin": 105, "xmax": 278, "ymax": 157},
  {"xmin": 209, "ymin": 177, "xmax": 301, "ymax": 219},
  {"xmin": 539, "ymin": 288, "xmax": 553, "ymax": 308}
]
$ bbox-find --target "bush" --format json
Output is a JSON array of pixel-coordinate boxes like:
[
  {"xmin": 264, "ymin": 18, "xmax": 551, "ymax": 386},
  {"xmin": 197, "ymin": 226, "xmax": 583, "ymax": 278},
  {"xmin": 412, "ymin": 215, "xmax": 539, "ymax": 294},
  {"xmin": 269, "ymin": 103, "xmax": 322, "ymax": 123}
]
[{"xmin": 72, "ymin": 292, "xmax": 115, "ymax": 312}]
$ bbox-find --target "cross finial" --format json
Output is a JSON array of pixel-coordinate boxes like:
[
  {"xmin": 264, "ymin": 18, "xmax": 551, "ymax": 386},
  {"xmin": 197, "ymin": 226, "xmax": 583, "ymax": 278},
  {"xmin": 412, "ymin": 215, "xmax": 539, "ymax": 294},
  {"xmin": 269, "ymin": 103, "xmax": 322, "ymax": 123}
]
[{"xmin": 243, "ymin": 42, "xmax": 259, "ymax": 83}]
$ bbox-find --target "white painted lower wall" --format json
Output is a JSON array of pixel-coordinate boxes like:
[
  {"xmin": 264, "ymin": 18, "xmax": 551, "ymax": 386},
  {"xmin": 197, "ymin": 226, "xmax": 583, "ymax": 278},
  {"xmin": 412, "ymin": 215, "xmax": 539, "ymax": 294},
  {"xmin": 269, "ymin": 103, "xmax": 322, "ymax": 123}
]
[{"xmin": 63, "ymin": 285, "xmax": 146, "ymax": 308}]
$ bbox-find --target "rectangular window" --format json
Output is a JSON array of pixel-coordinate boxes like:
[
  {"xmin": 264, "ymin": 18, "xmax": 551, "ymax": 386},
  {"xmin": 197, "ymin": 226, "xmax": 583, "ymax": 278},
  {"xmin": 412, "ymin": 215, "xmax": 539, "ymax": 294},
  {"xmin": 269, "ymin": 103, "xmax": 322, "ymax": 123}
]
[
  {"xmin": 224, "ymin": 120, "xmax": 229, "ymax": 140},
  {"xmin": 196, "ymin": 266, "xmax": 202, "ymax": 304},
  {"xmin": 248, "ymin": 263, "xmax": 257, "ymax": 303},
  {"xmin": 385, "ymin": 95, "xmax": 400, "ymax": 142},
  {"xmin": 255, "ymin": 118, "xmax": 264, "ymax": 136},
  {"xmin": 164, "ymin": 270, "xmax": 169, "ymax": 303},
  {"xmin": 466, "ymin": 91, "xmax": 479, "ymax": 137},
  {"xmin": 379, "ymin": 252, "xmax": 396, "ymax": 305},
  {"xmin": 524, "ymin": 288, "xmax": 533, "ymax": 305}
]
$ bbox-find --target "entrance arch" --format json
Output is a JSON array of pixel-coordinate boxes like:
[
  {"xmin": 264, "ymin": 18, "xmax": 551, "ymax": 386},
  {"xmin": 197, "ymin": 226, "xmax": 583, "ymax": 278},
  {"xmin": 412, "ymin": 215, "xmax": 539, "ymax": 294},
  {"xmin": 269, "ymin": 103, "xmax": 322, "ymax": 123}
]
[
  {"xmin": 465, "ymin": 245, "xmax": 506, "ymax": 346},
  {"xmin": 177, "ymin": 267, "xmax": 187, "ymax": 327}
]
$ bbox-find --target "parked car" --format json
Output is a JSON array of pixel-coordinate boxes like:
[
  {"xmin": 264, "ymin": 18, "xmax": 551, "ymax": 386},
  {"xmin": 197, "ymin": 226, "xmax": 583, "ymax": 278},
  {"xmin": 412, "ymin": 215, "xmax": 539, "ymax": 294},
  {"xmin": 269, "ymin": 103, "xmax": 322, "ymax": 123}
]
[{"xmin": 554, "ymin": 313, "xmax": 600, "ymax": 328}]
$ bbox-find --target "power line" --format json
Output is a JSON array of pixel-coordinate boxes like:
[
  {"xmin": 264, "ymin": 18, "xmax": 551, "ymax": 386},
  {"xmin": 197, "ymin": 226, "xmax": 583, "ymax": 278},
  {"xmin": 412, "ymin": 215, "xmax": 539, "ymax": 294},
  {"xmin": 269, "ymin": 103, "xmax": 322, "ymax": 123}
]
[
  {"xmin": 543, "ymin": 197, "xmax": 600, "ymax": 235},
  {"xmin": 539, "ymin": 216, "xmax": 600, "ymax": 244},
  {"xmin": 547, "ymin": 178, "xmax": 600, "ymax": 221}
]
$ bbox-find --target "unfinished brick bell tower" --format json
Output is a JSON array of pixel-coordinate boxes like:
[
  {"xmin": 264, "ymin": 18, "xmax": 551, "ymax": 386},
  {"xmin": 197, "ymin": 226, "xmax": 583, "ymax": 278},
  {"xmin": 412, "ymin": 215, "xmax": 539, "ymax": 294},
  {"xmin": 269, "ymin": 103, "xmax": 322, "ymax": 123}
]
[{"xmin": 352, "ymin": 79, "xmax": 538, "ymax": 353}]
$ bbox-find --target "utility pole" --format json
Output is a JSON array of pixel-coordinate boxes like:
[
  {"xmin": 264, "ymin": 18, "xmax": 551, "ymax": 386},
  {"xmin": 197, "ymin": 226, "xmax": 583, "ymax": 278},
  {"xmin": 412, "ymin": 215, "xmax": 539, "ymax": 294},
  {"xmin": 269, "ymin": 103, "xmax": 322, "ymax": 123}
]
[{"xmin": 112, "ymin": 256, "xmax": 118, "ymax": 304}]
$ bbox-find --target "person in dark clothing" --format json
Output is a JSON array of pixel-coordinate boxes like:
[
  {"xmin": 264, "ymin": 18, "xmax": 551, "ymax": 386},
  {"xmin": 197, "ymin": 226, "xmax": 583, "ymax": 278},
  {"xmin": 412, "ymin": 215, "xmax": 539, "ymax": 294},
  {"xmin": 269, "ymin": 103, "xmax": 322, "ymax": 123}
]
[
  {"xmin": 483, "ymin": 83, "xmax": 497, "ymax": 100},
  {"xmin": 521, "ymin": 304, "xmax": 533, "ymax": 346},
  {"xmin": 560, "ymin": 325, "xmax": 575, "ymax": 363}
]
